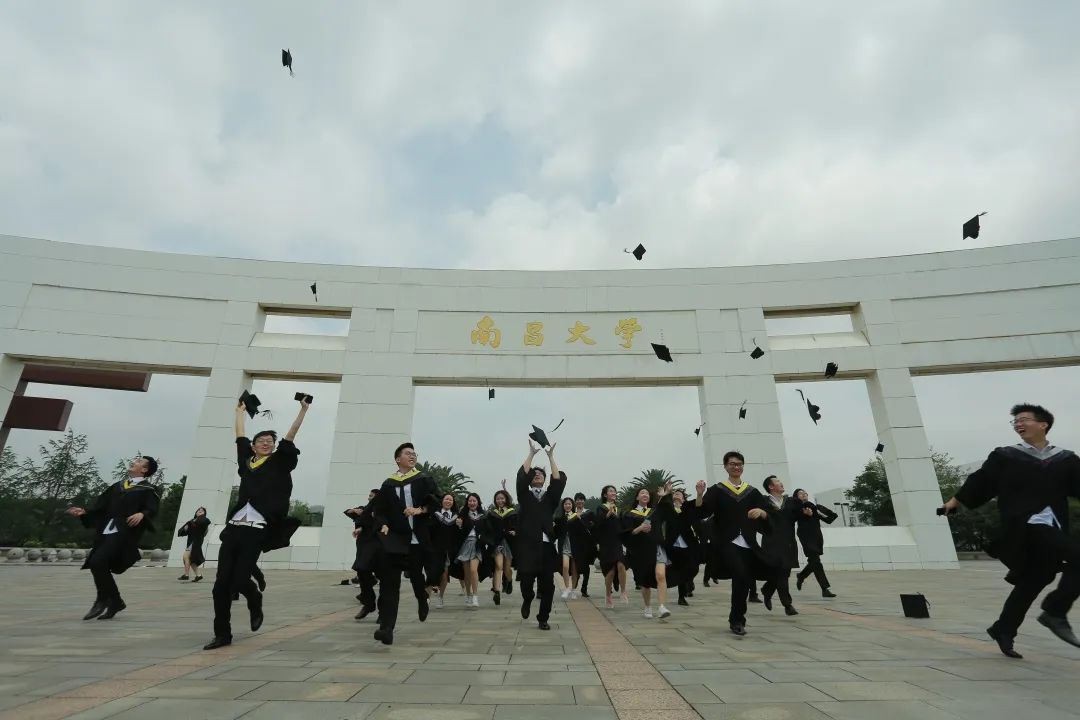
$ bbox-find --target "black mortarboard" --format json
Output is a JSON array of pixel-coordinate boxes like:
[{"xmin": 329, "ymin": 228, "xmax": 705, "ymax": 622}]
[
  {"xmin": 738, "ymin": 400, "xmax": 747, "ymax": 420},
  {"xmin": 240, "ymin": 390, "xmax": 271, "ymax": 419},
  {"xmin": 294, "ymin": 392, "xmax": 314, "ymax": 404},
  {"xmin": 963, "ymin": 211, "xmax": 987, "ymax": 240},
  {"xmin": 529, "ymin": 425, "xmax": 551, "ymax": 449},
  {"xmin": 750, "ymin": 344, "xmax": 765, "ymax": 360},
  {"xmin": 825, "ymin": 362, "xmax": 839, "ymax": 379},
  {"xmin": 310, "ymin": 282, "xmax": 318, "ymax": 301},
  {"xmin": 651, "ymin": 343, "xmax": 673, "ymax": 362},
  {"xmin": 936, "ymin": 506, "xmax": 957, "ymax": 516},
  {"xmin": 900, "ymin": 593, "xmax": 930, "ymax": 618},
  {"xmin": 875, "ymin": 442, "xmax": 885, "ymax": 453},
  {"xmin": 625, "ymin": 244, "xmax": 646, "ymax": 261},
  {"xmin": 796, "ymin": 389, "xmax": 821, "ymax": 424},
  {"xmin": 488, "ymin": 387, "xmax": 495, "ymax": 400},
  {"xmin": 282, "ymin": 48, "xmax": 294, "ymax": 76},
  {"xmin": 694, "ymin": 423, "xmax": 704, "ymax": 436}
]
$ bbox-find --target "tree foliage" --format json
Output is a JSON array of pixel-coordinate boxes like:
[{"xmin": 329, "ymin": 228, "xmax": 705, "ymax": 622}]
[
  {"xmin": 617, "ymin": 468, "xmax": 681, "ymax": 508},
  {"xmin": 417, "ymin": 461, "xmax": 473, "ymax": 503}
]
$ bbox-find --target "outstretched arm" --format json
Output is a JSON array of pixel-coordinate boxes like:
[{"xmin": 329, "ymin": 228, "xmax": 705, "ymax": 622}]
[
  {"xmin": 235, "ymin": 402, "xmax": 246, "ymax": 439},
  {"xmin": 546, "ymin": 443, "xmax": 560, "ymax": 481},
  {"xmin": 284, "ymin": 397, "xmax": 311, "ymax": 442},
  {"xmin": 522, "ymin": 439, "xmax": 539, "ymax": 474}
]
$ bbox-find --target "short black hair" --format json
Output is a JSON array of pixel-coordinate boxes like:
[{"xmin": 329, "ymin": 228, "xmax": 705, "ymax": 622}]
[
  {"xmin": 723, "ymin": 450, "xmax": 745, "ymax": 466},
  {"xmin": 394, "ymin": 442, "xmax": 415, "ymax": 460},
  {"xmin": 574, "ymin": 492, "xmax": 586, "ymax": 501},
  {"xmin": 763, "ymin": 475, "xmax": 778, "ymax": 492},
  {"xmin": 1011, "ymin": 403, "xmax": 1054, "ymax": 432},
  {"xmin": 253, "ymin": 430, "xmax": 277, "ymax": 443},
  {"xmin": 141, "ymin": 456, "xmax": 159, "ymax": 478},
  {"xmin": 532, "ymin": 466, "xmax": 547, "ymax": 478},
  {"xmin": 493, "ymin": 489, "xmax": 513, "ymax": 507},
  {"xmin": 672, "ymin": 488, "xmax": 686, "ymax": 501}
]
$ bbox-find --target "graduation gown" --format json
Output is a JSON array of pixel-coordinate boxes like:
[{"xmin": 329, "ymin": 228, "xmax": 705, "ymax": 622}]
[
  {"xmin": 80, "ymin": 479, "xmax": 160, "ymax": 574},
  {"xmin": 370, "ymin": 468, "xmax": 439, "ymax": 555},
  {"xmin": 565, "ymin": 509, "xmax": 596, "ymax": 568},
  {"xmin": 621, "ymin": 499, "xmax": 675, "ymax": 589},
  {"xmin": 664, "ymin": 502, "xmax": 702, "ymax": 576},
  {"xmin": 431, "ymin": 508, "xmax": 460, "ymax": 569},
  {"xmin": 697, "ymin": 481, "xmax": 776, "ymax": 581},
  {"xmin": 178, "ymin": 515, "xmax": 211, "ymax": 566},
  {"xmin": 796, "ymin": 503, "xmax": 837, "ymax": 557},
  {"xmin": 347, "ymin": 504, "xmax": 381, "ymax": 573},
  {"xmin": 224, "ymin": 437, "xmax": 301, "ymax": 552},
  {"xmin": 760, "ymin": 496, "xmax": 802, "ymax": 570},
  {"xmin": 955, "ymin": 443, "xmax": 1080, "ymax": 582},
  {"xmin": 590, "ymin": 502, "xmax": 626, "ymax": 574},
  {"xmin": 449, "ymin": 509, "xmax": 494, "ymax": 581},
  {"xmin": 487, "ymin": 506, "xmax": 518, "ymax": 560},
  {"xmin": 513, "ymin": 466, "xmax": 567, "ymax": 575}
]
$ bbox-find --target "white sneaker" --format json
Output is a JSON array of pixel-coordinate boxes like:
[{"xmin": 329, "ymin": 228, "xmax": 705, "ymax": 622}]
[
  {"xmin": 435, "ymin": 594, "xmax": 444, "ymax": 609},
  {"xmin": 464, "ymin": 594, "xmax": 473, "ymax": 607},
  {"xmin": 643, "ymin": 607, "xmax": 654, "ymax": 619},
  {"xmin": 571, "ymin": 589, "xmax": 581, "ymax": 599},
  {"xmin": 472, "ymin": 595, "xmax": 480, "ymax": 608},
  {"xmin": 658, "ymin": 605, "xmax": 671, "ymax": 619},
  {"xmin": 561, "ymin": 589, "xmax": 571, "ymax": 601}
]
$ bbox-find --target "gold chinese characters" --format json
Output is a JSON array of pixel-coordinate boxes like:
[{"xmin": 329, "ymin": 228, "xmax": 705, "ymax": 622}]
[
  {"xmin": 470, "ymin": 316, "xmax": 502, "ymax": 349},
  {"xmin": 470, "ymin": 316, "xmax": 648, "ymax": 350}
]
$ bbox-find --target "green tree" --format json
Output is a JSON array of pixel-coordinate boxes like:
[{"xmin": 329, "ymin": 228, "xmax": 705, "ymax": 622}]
[
  {"xmin": 618, "ymin": 468, "xmax": 681, "ymax": 508},
  {"xmin": 417, "ymin": 461, "xmax": 473, "ymax": 502},
  {"xmin": 844, "ymin": 456, "xmax": 895, "ymax": 526},
  {"xmin": 20, "ymin": 430, "xmax": 104, "ymax": 545},
  {"xmin": 139, "ymin": 475, "xmax": 186, "ymax": 549}
]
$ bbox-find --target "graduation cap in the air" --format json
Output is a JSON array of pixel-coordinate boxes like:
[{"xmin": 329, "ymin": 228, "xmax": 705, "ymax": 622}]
[
  {"xmin": 795, "ymin": 389, "xmax": 821, "ymax": 424},
  {"xmin": 875, "ymin": 442, "xmax": 885, "ymax": 453},
  {"xmin": 738, "ymin": 400, "xmax": 748, "ymax": 419},
  {"xmin": 750, "ymin": 338, "xmax": 764, "ymax": 359},
  {"xmin": 310, "ymin": 282, "xmax": 318, "ymax": 302},
  {"xmin": 294, "ymin": 392, "xmax": 314, "ymax": 404},
  {"xmin": 825, "ymin": 362, "xmax": 839, "ymax": 379},
  {"xmin": 963, "ymin": 211, "xmax": 987, "ymax": 240},
  {"xmin": 282, "ymin": 48, "xmax": 294, "ymax": 76},
  {"xmin": 488, "ymin": 387, "xmax": 495, "ymax": 400},
  {"xmin": 529, "ymin": 419, "xmax": 564, "ymax": 449},
  {"xmin": 651, "ymin": 342, "xmax": 673, "ymax": 362},
  {"xmin": 694, "ymin": 422, "xmax": 705, "ymax": 436},
  {"xmin": 239, "ymin": 390, "xmax": 272, "ymax": 419},
  {"xmin": 624, "ymin": 244, "xmax": 646, "ymax": 261}
]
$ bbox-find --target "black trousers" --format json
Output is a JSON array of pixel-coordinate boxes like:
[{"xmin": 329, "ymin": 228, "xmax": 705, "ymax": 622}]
[
  {"xmin": 376, "ymin": 544, "xmax": 433, "ymax": 631},
  {"xmin": 717, "ymin": 543, "xmax": 754, "ymax": 626},
  {"xmin": 212, "ymin": 525, "xmax": 264, "ymax": 638},
  {"xmin": 357, "ymin": 569, "xmax": 377, "ymax": 608},
  {"xmin": 519, "ymin": 542, "xmax": 558, "ymax": 623},
  {"xmin": 996, "ymin": 524, "xmax": 1080, "ymax": 637},
  {"xmin": 669, "ymin": 546, "xmax": 698, "ymax": 600},
  {"xmin": 796, "ymin": 554, "xmax": 831, "ymax": 590},
  {"xmin": 87, "ymin": 534, "xmax": 126, "ymax": 604},
  {"xmin": 762, "ymin": 568, "xmax": 794, "ymax": 608},
  {"xmin": 579, "ymin": 564, "xmax": 590, "ymax": 594}
]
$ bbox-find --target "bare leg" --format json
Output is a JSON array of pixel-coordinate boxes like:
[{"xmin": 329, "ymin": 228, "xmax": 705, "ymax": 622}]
[
  {"xmin": 604, "ymin": 568, "xmax": 615, "ymax": 608},
  {"xmin": 493, "ymin": 555, "xmax": 504, "ymax": 592},
  {"xmin": 617, "ymin": 563, "xmax": 629, "ymax": 603},
  {"xmin": 561, "ymin": 556, "xmax": 571, "ymax": 590},
  {"xmin": 182, "ymin": 550, "xmax": 192, "ymax": 576},
  {"xmin": 642, "ymin": 586, "xmax": 652, "ymax": 609},
  {"xmin": 468, "ymin": 559, "xmax": 480, "ymax": 596},
  {"xmin": 656, "ymin": 564, "xmax": 668, "ymax": 607}
]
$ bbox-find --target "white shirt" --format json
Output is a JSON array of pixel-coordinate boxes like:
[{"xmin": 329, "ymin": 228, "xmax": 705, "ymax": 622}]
[
  {"xmin": 1020, "ymin": 441, "xmax": 1062, "ymax": 528},
  {"xmin": 717, "ymin": 481, "xmax": 752, "ymax": 549},
  {"xmin": 671, "ymin": 503, "xmax": 689, "ymax": 548},
  {"xmin": 103, "ymin": 477, "xmax": 143, "ymax": 534},
  {"xmin": 231, "ymin": 502, "xmax": 267, "ymax": 525},
  {"xmin": 531, "ymin": 486, "xmax": 551, "ymax": 542}
]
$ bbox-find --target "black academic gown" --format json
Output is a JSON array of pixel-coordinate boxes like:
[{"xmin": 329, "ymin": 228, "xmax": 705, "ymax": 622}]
[
  {"xmin": 796, "ymin": 503, "xmax": 837, "ymax": 557},
  {"xmin": 761, "ymin": 496, "xmax": 803, "ymax": 570},
  {"xmin": 81, "ymin": 479, "xmax": 160, "ymax": 574},
  {"xmin": 697, "ymin": 482, "xmax": 775, "ymax": 581},
  {"xmin": 225, "ymin": 437, "xmax": 301, "ymax": 552},
  {"xmin": 431, "ymin": 508, "xmax": 460, "ymax": 571},
  {"xmin": 371, "ymin": 469, "xmax": 439, "ymax": 556},
  {"xmin": 664, "ymin": 502, "xmax": 702, "ymax": 581},
  {"xmin": 566, "ymin": 510, "xmax": 596, "ymax": 568},
  {"xmin": 513, "ymin": 467, "xmax": 567, "ymax": 575},
  {"xmin": 178, "ymin": 515, "xmax": 211, "ymax": 566},
  {"xmin": 956, "ymin": 444, "xmax": 1080, "ymax": 582},
  {"xmin": 450, "ymin": 509, "xmax": 494, "ymax": 581},
  {"xmin": 621, "ymin": 499, "xmax": 675, "ymax": 589},
  {"xmin": 591, "ymin": 502, "xmax": 626, "ymax": 575},
  {"xmin": 487, "ymin": 506, "xmax": 518, "ymax": 561},
  {"xmin": 348, "ymin": 504, "xmax": 381, "ymax": 574}
]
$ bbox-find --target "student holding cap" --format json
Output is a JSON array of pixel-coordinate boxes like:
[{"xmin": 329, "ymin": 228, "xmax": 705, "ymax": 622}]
[{"xmin": 516, "ymin": 430, "xmax": 567, "ymax": 631}]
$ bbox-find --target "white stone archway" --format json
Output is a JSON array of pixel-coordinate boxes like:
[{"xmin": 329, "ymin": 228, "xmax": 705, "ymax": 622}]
[{"xmin": 3, "ymin": 233, "xmax": 1079, "ymax": 571}]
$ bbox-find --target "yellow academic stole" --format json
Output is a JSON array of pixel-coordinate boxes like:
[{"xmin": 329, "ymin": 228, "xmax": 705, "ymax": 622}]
[
  {"xmin": 493, "ymin": 507, "xmax": 515, "ymax": 517},
  {"xmin": 387, "ymin": 468, "xmax": 420, "ymax": 482},
  {"xmin": 629, "ymin": 507, "xmax": 652, "ymax": 518},
  {"xmin": 566, "ymin": 512, "xmax": 579, "ymax": 521},
  {"xmin": 248, "ymin": 455, "xmax": 270, "ymax": 471},
  {"xmin": 721, "ymin": 480, "xmax": 749, "ymax": 495}
]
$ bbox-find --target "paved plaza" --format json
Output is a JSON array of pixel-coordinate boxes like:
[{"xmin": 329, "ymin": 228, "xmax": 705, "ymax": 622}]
[{"xmin": 1, "ymin": 562, "xmax": 1078, "ymax": 720}]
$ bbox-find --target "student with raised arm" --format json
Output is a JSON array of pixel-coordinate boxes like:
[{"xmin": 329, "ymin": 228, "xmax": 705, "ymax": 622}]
[{"xmin": 515, "ymin": 436, "xmax": 567, "ymax": 631}]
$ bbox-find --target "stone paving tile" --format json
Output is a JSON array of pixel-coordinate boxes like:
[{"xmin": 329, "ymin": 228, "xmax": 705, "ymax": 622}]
[
  {"xmin": 133, "ymin": 679, "xmax": 267, "ymax": 700},
  {"xmin": 239, "ymin": 701, "xmax": 380, "ymax": 719},
  {"xmin": 239, "ymin": 681, "xmax": 366, "ymax": 701},
  {"xmin": 607, "ymin": 688, "xmax": 689, "ymax": 710},
  {"xmin": 926, "ymin": 696, "xmax": 1080, "ymax": 720},
  {"xmin": 366, "ymin": 704, "xmax": 494, "ymax": 720},
  {"xmin": 212, "ymin": 665, "xmax": 323, "ymax": 681},
  {"xmin": 404, "ymin": 670, "xmax": 506, "ymax": 685},
  {"xmin": 753, "ymin": 667, "xmax": 864, "ymax": 682},
  {"xmin": 462, "ymin": 686, "xmax": 577, "ymax": 705},
  {"xmin": 704, "ymin": 682, "xmax": 832, "ymax": 703},
  {"xmin": 694, "ymin": 704, "xmax": 833, "ymax": 720},
  {"xmin": 354, "ymin": 683, "xmax": 467, "ymax": 704},
  {"xmin": 808, "ymin": 680, "xmax": 944, "ymax": 701},
  {"xmin": 100, "ymin": 698, "xmax": 262, "ymax": 720},
  {"xmin": 60, "ymin": 697, "xmax": 154, "ymax": 720},
  {"xmin": 502, "ymin": 670, "xmax": 601, "ymax": 685},
  {"xmin": 660, "ymin": 669, "xmax": 770, "ymax": 685},
  {"xmin": 808, "ymin": 700, "xmax": 961, "ymax": 720},
  {"xmin": 573, "ymin": 686, "xmax": 612, "ymax": 706},
  {"xmin": 493, "ymin": 707, "xmax": 618, "ymax": 720},
  {"xmin": 309, "ymin": 667, "xmax": 413, "ymax": 683},
  {"xmin": 671, "ymin": 684, "xmax": 721, "ymax": 704}
]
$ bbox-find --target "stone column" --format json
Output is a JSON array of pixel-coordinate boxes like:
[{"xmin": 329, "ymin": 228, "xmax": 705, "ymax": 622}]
[
  {"xmin": 865, "ymin": 367, "xmax": 958, "ymax": 568},
  {"xmin": 317, "ymin": 308, "xmax": 416, "ymax": 571},
  {"xmin": 0, "ymin": 355, "xmax": 25, "ymax": 455}
]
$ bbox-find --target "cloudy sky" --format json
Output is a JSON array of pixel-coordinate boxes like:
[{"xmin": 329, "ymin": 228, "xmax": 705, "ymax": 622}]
[{"xmin": 3, "ymin": 2, "xmax": 1079, "ymax": 515}]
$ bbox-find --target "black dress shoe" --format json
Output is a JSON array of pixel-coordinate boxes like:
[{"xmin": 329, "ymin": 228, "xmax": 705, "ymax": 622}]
[
  {"xmin": 418, "ymin": 598, "xmax": 429, "ymax": 622},
  {"xmin": 796, "ymin": 576, "xmax": 805, "ymax": 591},
  {"xmin": 256, "ymin": 575, "xmax": 267, "ymax": 592},
  {"xmin": 355, "ymin": 604, "xmax": 376, "ymax": 621},
  {"xmin": 521, "ymin": 598, "xmax": 532, "ymax": 619},
  {"xmin": 192, "ymin": 575, "xmax": 203, "ymax": 582},
  {"xmin": 98, "ymin": 599, "xmax": 126, "ymax": 620},
  {"xmin": 822, "ymin": 590, "xmax": 837, "ymax": 598},
  {"xmin": 1038, "ymin": 612, "xmax": 1080, "ymax": 648},
  {"xmin": 492, "ymin": 590, "xmax": 501, "ymax": 606},
  {"xmin": 250, "ymin": 607, "xmax": 264, "ymax": 632},
  {"xmin": 762, "ymin": 594, "xmax": 773, "ymax": 611},
  {"xmin": 177, "ymin": 574, "xmax": 189, "ymax": 581},
  {"xmin": 203, "ymin": 636, "xmax": 232, "ymax": 650},
  {"xmin": 373, "ymin": 627, "xmax": 394, "ymax": 645},
  {"xmin": 503, "ymin": 578, "xmax": 512, "ymax": 595},
  {"xmin": 83, "ymin": 600, "xmax": 107, "ymax": 621},
  {"xmin": 987, "ymin": 625, "xmax": 1023, "ymax": 659},
  {"xmin": 538, "ymin": 621, "xmax": 551, "ymax": 631},
  {"xmin": 730, "ymin": 623, "xmax": 747, "ymax": 636},
  {"xmin": 678, "ymin": 597, "xmax": 689, "ymax": 606},
  {"xmin": 784, "ymin": 606, "xmax": 798, "ymax": 616},
  {"xmin": 748, "ymin": 594, "xmax": 762, "ymax": 604},
  {"xmin": 581, "ymin": 590, "xmax": 589, "ymax": 598}
]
